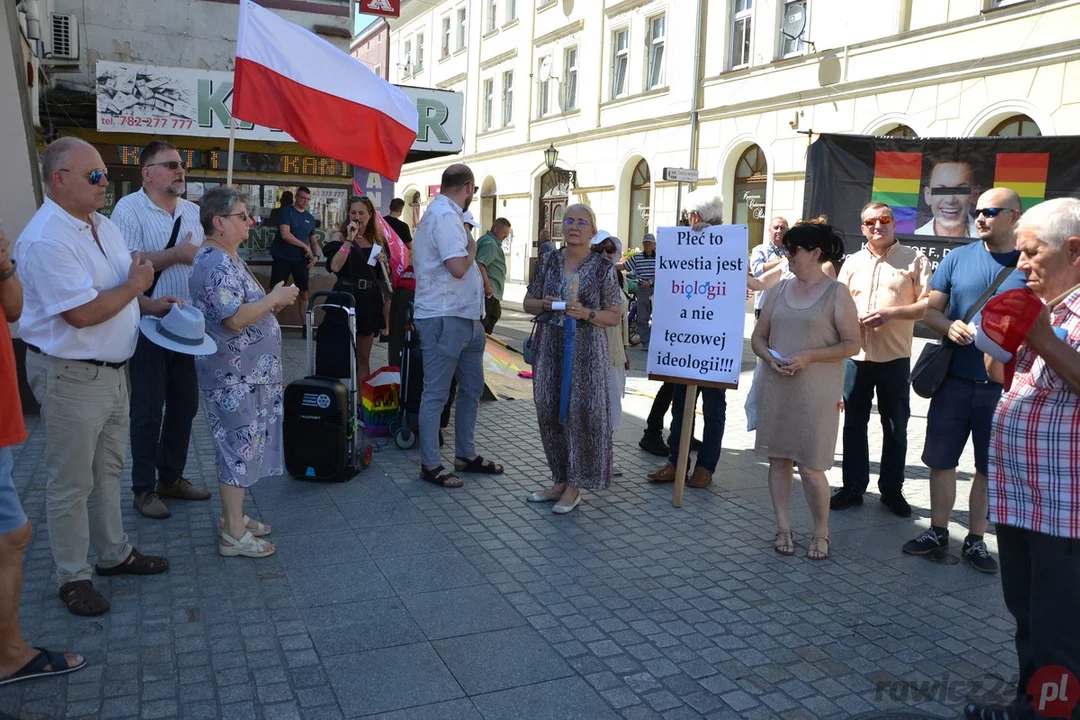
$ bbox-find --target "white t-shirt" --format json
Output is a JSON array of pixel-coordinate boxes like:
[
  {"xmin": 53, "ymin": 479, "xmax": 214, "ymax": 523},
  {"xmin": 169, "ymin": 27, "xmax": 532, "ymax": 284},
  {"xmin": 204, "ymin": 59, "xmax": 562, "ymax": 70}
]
[
  {"xmin": 15, "ymin": 197, "xmax": 140, "ymax": 363},
  {"xmin": 411, "ymin": 193, "xmax": 484, "ymax": 321}
]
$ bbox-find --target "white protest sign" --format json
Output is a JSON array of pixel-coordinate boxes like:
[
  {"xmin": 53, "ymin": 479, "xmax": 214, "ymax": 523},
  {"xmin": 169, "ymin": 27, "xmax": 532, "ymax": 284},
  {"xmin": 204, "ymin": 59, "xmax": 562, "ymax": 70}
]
[{"xmin": 646, "ymin": 224, "xmax": 749, "ymax": 387}]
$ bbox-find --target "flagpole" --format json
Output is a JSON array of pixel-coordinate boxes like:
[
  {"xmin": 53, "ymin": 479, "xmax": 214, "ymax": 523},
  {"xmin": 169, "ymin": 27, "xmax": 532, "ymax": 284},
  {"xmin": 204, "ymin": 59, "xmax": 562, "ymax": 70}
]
[{"xmin": 226, "ymin": 115, "xmax": 238, "ymax": 186}]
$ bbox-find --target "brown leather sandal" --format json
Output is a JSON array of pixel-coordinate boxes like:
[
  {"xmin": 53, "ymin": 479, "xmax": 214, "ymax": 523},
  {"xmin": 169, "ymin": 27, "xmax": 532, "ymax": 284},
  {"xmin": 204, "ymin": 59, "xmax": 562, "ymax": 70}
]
[
  {"xmin": 96, "ymin": 549, "xmax": 170, "ymax": 576},
  {"xmin": 58, "ymin": 580, "xmax": 110, "ymax": 616},
  {"xmin": 807, "ymin": 536, "xmax": 831, "ymax": 561},
  {"xmin": 774, "ymin": 531, "xmax": 795, "ymax": 556}
]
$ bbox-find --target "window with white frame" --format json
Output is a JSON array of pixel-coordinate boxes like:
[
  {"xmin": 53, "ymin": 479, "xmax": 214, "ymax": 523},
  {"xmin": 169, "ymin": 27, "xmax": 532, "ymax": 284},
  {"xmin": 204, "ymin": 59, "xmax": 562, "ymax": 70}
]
[
  {"xmin": 988, "ymin": 0, "xmax": 1032, "ymax": 7},
  {"xmin": 483, "ymin": 78, "xmax": 494, "ymax": 131},
  {"xmin": 779, "ymin": 0, "xmax": 807, "ymax": 56},
  {"xmin": 731, "ymin": 0, "xmax": 753, "ymax": 68},
  {"xmin": 488, "ymin": 0, "xmax": 498, "ymax": 32},
  {"xmin": 457, "ymin": 7, "xmax": 467, "ymax": 50},
  {"xmin": 441, "ymin": 17, "xmax": 451, "ymax": 58},
  {"xmin": 506, "ymin": 0, "xmax": 516, "ymax": 23},
  {"xmin": 404, "ymin": 39, "xmax": 412, "ymax": 75},
  {"xmin": 373, "ymin": 63, "xmax": 383, "ymax": 78},
  {"xmin": 646, "ymin": 14, "xmax": 666, "ymax": 89},
  {"xmin": 537, "ymin": 57, "xmax": 551, "ymax": 118},
  {"xmin": 563, "ymin": 46, "xmax": 577, "ymax": 111},
  {"xmin": 610, "ymin": 28, "xmax": 629, "ymax": 99},
  {"xmin": 502, "ymin": 70, "xmax": 514, "ymax": 126},
  {"xmin": 415, "ymin": 33, "xmax": 424, "ymax": 71}
]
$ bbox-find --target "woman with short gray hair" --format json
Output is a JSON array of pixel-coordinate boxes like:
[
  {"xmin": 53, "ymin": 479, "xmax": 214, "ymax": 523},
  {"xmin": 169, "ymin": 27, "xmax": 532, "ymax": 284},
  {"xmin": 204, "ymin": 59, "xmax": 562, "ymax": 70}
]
[{"xmin": 189, "ymin": 187, "xmax": 298, "ymax": 558}]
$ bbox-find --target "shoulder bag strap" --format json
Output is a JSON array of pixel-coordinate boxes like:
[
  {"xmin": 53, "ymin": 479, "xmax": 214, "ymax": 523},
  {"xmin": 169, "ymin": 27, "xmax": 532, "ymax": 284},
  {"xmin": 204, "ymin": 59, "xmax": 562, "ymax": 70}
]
[
  {"xmin": 145, "ymin": 216, "xmax": 183, "ymax": 297},
  {"xmin": 961, "ymin": 256, "xmax": 1020, "ymax": 324}
]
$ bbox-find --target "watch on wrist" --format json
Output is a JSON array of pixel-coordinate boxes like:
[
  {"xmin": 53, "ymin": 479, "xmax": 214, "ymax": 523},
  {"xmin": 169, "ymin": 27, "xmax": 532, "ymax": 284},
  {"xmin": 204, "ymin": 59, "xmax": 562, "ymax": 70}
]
[
  {"xmin": 588, "ymin": 310, "xmax": 596, "ymax": 321},
  {"xmin": 0, "ymin": 259, "xmax": 15, "ymax": 281}
]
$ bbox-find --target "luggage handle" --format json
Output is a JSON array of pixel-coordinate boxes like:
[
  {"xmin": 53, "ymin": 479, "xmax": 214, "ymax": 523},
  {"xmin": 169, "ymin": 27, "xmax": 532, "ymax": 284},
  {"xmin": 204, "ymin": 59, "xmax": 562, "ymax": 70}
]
[{"xmin": 307, "ymin": 290, "xmax": 355, "ymax": 311}]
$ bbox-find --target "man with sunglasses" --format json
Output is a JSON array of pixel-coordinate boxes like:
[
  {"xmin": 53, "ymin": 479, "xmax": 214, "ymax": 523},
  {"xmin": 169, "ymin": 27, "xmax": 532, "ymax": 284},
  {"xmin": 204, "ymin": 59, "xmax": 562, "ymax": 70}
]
[
  {"xmin": 15, "ymin": 137, "xmax": 176, "ymax": 616},
  {"xmin": 903, "ymin": 188, "xmax": 1027, "ymax": 573},
  {"xmin": 916, "ymin": 158, "xmax": 980, "ymax": 238},
  {"xmin": 269, "ymin": 186, "xmax": 319, "ymax": 332},
  {"xmin": 831, "ymin": 202, "xmax": 931, "ymax": 517},
  {"xmin": 111, "ymin": 140, "xmax": 209, "ymax": 520}
]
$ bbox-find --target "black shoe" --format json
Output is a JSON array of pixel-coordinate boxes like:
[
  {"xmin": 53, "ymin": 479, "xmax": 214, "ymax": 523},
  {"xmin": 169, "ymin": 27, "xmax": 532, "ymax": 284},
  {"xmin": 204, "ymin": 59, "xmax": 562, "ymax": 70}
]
[
  {"xmin": 880, "ymin": 490, "xmax": 912, "ymax": 518},
  {"xmin": 962, "ymin": 538, "xmax": 999, "ymax": 574},
  {"xmin": 690, "ymin": 438, "xmax": 702, "ymax": 451},
  {"xmin": 903, "ymin": 527, "xmax": 949, "ymax": 555},
  {"xmin": 830, "ymin": 487, "xmax": 863, "ymax": 510},
  {"xmin": 964, "ymin": 700, "xmax": 1035, "ymax": 720},
  {"xmin": 638, "ymin": 432, "xmax": 668, "ymax": 457}
]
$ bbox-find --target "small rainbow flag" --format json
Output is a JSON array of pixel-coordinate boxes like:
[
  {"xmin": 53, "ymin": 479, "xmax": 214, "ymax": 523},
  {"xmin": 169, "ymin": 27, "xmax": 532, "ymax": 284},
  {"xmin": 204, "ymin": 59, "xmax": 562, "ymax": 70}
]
[
  {"xmin": 994, "ymin": 153, "xmax": 1049, "ymax": 211},
  {"xmin": 871, "ymin": 151, "xmax": 922, "ymax": 233}
]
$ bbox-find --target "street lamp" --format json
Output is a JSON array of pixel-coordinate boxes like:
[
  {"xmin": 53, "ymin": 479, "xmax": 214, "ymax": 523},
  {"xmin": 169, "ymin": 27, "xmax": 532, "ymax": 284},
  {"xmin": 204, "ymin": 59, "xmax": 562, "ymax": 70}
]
[
  {"xmin": 542, "ymin": 143, "xmax": 576, "ymax": 188},
  {"xmin": 544, "ymin": 143, "xmax": 558, "ymax": 172}
]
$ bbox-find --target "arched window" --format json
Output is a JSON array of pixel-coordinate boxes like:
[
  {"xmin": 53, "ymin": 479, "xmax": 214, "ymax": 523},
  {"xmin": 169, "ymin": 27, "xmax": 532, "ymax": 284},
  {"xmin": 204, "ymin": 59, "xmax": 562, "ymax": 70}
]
[
  {"xmin": 989, "ymin": 114, "xmax": 1042, "ymax": 137},
  {"xmin": 733, "ymin": 145, "xmax": 768, "ymax": 247},
  {"xmin": 883, "ymin": 124, "xmax": 918, "ymax": 138},
  {"xmin": 629, "ymin": 159, "xmax": 651, "ymax": 248}
]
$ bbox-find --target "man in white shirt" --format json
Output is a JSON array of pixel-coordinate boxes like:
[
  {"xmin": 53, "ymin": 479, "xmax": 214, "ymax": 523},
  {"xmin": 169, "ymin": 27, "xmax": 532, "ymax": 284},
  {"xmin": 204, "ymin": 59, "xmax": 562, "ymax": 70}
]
[
  {"xmin": 749, "ymin": 217, "xmax": 789, "ymax": 318},
  {"xmin": 15, "ymin": 137, "xmax": 176, "ymax": 616},
  {"xmin": 412, "ymin": 164, "xmax": 503, "ymax": 488},
  {"xmin": 111, "ymin": 140, "xmax": 209, "ymax": 519}
]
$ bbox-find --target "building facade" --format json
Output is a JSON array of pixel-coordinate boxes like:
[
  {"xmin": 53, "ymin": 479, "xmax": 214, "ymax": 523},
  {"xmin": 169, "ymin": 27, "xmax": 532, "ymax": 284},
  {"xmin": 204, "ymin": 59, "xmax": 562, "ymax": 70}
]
[
  {"xmin": 386, "ymin": 0, "xmax": 1080, "ymax": 285},
  {"xmin": 351, "ymin": 18, "xmax": 390, "ymax": 77}
]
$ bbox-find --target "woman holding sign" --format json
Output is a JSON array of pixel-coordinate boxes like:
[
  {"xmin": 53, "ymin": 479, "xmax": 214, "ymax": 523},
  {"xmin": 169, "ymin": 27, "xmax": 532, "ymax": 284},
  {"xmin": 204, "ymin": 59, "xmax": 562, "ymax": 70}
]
[
  {"xmin": 522, "ymin": 204, "xmax": 623, "ymax": 514},
  {"xmin": 751, "ymin": 221, "xmax": 861, "ymax": 561}
]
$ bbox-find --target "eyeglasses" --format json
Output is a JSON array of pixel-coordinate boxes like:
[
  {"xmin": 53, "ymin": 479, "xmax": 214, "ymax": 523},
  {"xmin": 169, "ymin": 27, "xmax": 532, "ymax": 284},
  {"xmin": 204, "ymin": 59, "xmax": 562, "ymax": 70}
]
[
  {"xmin": 562, "ymin": 218, "xmax": 591, "ymax": 228},
  {"xmin": 975, "ymin": 207, "xmax": 1018, "ymax": 218},
  {"xmin": 783, "ymin": 245, "xmax": 801, "ymax": 257},
  {"xmin": 862, "ymin": 216, "xmax": 893, "ymax": 228},
  {"xmin": 59, "ymin": 168, "xmax": 108, "ymax": 185},
  {"xmin": 592, "ymin": 245, "xmax": 616, "ymax": 255},
  {"xmin": 222, "ymin": 212, "xmax": 250, "ymax": 222},
  {"xmin": 145, "ymin": 160, "xmax": 188, "ymax": 171}
]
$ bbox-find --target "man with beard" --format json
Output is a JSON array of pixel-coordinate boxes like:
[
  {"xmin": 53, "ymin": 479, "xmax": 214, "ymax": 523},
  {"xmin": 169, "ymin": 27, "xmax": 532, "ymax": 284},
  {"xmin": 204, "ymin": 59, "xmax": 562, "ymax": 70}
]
[
  {"xmin": 412, "ymin": 164, "xmax": 503, "ymax": 488},
  {"xmin": 111, "ymin": 141, "xmax": 210, "ymax": 519},
  {"xmin": 916, "ymin": 157, "xmax": 980, "ymax": 238}
]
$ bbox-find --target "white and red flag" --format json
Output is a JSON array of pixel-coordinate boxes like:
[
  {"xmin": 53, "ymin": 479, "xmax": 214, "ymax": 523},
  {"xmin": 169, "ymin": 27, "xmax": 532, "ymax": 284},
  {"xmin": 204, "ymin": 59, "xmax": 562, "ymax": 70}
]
[{"xmin": 232, "ymin": 0, "xmax": 417, "ymax": 181}]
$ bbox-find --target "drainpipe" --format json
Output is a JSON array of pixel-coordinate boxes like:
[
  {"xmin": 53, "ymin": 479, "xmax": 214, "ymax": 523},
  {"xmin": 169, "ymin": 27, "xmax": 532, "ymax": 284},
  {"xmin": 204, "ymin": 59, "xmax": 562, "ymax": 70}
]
[{"xmin": 687, "ymin": 0, "xmax": 705, "ymax": 192}]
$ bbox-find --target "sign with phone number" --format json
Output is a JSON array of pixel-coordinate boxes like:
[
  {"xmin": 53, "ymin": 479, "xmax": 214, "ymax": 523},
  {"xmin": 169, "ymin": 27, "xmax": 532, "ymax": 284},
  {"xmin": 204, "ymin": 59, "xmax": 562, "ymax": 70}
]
[{"xmin": 99, "ymin": 116, "xmax": 195, "ymax": 131}]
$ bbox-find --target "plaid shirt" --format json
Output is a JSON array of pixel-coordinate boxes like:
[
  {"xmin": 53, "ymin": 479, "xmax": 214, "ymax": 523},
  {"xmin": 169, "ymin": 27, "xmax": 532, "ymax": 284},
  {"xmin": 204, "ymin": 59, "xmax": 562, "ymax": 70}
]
[{"xmin": 989, "ymin": 288, "xmax": 1080, "ymax": 538}]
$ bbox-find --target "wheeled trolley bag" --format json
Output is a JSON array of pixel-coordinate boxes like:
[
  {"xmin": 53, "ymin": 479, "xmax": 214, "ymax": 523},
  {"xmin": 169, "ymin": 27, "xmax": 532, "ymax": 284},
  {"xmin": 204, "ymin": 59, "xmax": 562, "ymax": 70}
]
[{"xmin": 283, "ymin": 291, "xmax": 371, "ymax": 482}]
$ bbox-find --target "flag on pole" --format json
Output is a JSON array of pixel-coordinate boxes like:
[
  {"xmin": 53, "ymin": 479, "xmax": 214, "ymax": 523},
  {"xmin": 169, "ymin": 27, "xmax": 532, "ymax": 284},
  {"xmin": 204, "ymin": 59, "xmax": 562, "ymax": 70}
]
[{"xmin": 233, "ymin": 0, "xmax": 418, "ymax": 181}]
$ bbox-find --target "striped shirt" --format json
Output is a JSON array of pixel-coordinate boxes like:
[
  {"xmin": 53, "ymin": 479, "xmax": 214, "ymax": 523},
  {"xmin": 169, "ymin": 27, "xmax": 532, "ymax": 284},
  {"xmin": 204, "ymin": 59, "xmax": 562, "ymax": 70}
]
[
  {"xmin": 624, "ymin": 252, "xmax": 656, "ymax": 282},
  {"xmin": 111, "ymin": 189, "xmax": 203, "ymax": 302}
]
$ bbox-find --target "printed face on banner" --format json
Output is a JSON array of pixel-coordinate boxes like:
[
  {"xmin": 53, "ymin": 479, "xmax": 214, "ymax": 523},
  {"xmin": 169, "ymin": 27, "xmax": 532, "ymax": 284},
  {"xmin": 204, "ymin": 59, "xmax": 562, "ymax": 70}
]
[{"xmin": 646, "ymin": 225, "xmax": 750, "ymax": 387}]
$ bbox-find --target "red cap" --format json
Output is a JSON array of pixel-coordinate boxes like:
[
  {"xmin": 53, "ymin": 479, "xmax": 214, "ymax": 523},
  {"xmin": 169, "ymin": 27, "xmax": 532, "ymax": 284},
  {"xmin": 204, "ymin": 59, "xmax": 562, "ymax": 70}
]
[{"xmin": 976, "ymin": 288, "xmax": 1043, "ymax": 390}]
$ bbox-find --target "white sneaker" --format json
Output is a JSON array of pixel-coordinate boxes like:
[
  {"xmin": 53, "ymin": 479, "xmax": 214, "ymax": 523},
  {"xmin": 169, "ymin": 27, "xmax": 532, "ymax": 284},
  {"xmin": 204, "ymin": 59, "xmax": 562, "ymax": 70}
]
[{"xmin": 612, "ymin": 463, "xmax": 623, "ymax": 477}]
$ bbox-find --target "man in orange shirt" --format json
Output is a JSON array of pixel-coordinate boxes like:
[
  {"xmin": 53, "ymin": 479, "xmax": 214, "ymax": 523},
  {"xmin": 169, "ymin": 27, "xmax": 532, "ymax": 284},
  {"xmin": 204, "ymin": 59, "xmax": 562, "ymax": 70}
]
[
  {"xmin": 832, "ymin": 201, "xmax": 931, "ymax": 517},
  {"xmin": 0, "ymin": 220, "xmax": 85, "ymax": 686}
]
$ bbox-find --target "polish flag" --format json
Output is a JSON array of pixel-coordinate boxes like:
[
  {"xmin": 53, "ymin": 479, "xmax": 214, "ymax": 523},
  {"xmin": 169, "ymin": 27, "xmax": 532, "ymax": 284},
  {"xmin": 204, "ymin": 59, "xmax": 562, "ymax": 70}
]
[{"xmin": 232, "ymin": 0, "xmax": 418, "ymax": 181}]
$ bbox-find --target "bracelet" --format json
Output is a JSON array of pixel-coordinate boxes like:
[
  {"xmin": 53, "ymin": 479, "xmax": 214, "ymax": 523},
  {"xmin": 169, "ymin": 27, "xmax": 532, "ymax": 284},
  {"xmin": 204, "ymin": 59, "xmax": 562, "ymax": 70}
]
[{"xmin": 339, "ymin": 246, "xmax": 350, "ymax": 256}]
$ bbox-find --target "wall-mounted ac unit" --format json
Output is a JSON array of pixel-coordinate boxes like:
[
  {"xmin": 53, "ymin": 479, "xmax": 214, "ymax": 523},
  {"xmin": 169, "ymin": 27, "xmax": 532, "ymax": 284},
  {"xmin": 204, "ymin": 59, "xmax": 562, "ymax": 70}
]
[{"xmin": 50, "ymin": 13, "xmax": 79, "ymax": 61}]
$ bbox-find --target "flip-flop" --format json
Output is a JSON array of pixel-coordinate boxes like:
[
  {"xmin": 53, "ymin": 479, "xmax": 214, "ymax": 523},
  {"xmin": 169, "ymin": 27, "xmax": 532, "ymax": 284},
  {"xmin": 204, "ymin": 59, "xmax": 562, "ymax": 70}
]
[{"xmin": 0, "ymin": 648, "xmax": 86, "ymax": 687}]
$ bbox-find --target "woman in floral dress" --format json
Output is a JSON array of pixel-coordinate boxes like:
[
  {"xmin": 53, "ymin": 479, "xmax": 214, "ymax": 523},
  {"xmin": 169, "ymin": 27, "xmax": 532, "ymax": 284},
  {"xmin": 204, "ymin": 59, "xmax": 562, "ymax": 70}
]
[
  {"xmin": 189, "ymin": 187, "xmax": 298, "ymax": 559},
  {"xmin": 522, "ymin": 204, "xmax": 623, "ymax": 514}
]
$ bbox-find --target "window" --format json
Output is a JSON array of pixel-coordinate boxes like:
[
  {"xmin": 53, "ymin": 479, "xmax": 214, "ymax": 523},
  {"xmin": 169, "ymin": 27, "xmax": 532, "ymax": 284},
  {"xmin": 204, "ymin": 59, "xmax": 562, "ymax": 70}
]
[
  {"xmin": 457, "ymin": 7, "xmax": 467, "ymax": 50},
  {"xmin": 506, "ymin": 0, "xmax": 516, "ymax": 22},
  {"xmin": 779, "ymin": 0, "xmax": 807, "ymax": 57},
  {"xmin": 415, "ymin": 33, "xmax": 424, "ymax": 72},
  {"xmin": 610, "ymin": 28, "xmax": 629, "ymax": 99},
  {"xmin": 537, "ymin": 58, "xmax": 551, "ymax": 118},
  {"xmin": 502, "ymin": 70, "xmax": 514, "ymax": 126},
  {"xmin": 989, "ymin": 114, "xmax": 1042, "ymax": 137},
  {"xmin": 404, "ymin": 40, "xmax": 412, "ymax": 75},
  {"xmin": 483, "ymin": 78, "xmax": 494, "ymax": 131},
  {"xmin": 646, "ymin": 15, "xmax": 666, "ymax": 89},
  {"xmin": 373, "ymin": 63, "xmax": 383, "ymax": 78},
  {"xmin": 883, "ymin": 124, "xmax": 917, "ymax": 138},
  {"xmin": 987, "ymin": 0, "xmax": 1032, "ymax": 7},
  {"xmin": 563, "ymin": 46, "xmax": 578, "ymax": 111},
  {"xmin": 441, "ymin": 17, "xmax": 451, "ymax": 58},
  {"xmin": 488, "ymin": 0, "xmax": 498, "ymax": 32},
  {"xmin": 731, "ymin": 0, "xmax": 753, "ymax": 68}
]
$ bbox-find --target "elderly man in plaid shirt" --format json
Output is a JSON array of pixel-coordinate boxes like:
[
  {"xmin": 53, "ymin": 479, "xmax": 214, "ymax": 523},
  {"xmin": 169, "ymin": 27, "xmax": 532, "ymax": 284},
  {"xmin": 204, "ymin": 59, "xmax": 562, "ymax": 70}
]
[{"xmin": 966, "ymin": 197, "xmax": 1080, "ymax": 720}]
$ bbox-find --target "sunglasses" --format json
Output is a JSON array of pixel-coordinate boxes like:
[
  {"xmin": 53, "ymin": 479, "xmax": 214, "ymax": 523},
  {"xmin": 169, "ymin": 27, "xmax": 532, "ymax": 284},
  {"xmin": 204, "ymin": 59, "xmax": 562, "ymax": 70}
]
[
  {"xmin": 562, "ymin": 218, "xmax": 591, "ymax": 228},
  {"xmin": 862, "ymin": 216, "xmax": 893, "ymax": 228},
  {"xmin": 975, "ymin": 207, "xmax": 1018, "ymax": 218},
  {"xmin": 146, "ymin": 160, "xmax": 188, "ymax": 171},
  {"xmin": 592, "ymin": 244, "xmax": 617, "ymax": 254},
  {"xmin": 59, "ymin": 168, "xmax": 108, "ymax": 185}
]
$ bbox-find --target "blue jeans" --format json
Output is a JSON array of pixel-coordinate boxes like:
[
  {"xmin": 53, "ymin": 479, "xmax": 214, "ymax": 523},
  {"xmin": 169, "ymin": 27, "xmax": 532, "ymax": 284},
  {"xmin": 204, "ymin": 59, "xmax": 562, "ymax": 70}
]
[
  {"xmin": 0, "ymin": 446, "xmax": 28, "ymax": 535},
  {"xmin": 668, "ymin": 385, "xmax": 727, "ymax": 473},
  {"xmin": 416, "ymin": 316, "xmax": 486, "ymax": 469}
]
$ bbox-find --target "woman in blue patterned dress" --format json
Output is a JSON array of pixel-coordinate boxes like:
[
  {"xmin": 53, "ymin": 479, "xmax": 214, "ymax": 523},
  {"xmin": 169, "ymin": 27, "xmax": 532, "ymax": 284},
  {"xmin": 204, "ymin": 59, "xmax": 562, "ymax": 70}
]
[{"xmin": 189, "ymin": 188, "xmax": 298, "ymax": 559}]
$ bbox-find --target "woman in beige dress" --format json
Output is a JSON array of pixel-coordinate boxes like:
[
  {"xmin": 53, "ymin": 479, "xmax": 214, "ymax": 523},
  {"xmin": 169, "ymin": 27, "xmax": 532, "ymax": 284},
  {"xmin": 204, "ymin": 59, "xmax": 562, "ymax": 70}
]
[{"xmin": 752, "ymin": 221, "xmax": 861, "ymax": 561}]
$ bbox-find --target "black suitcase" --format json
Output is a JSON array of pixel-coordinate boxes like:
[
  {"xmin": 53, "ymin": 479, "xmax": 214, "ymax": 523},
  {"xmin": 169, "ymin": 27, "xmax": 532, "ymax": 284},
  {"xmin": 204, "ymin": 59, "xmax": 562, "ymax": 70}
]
[{"xmin": 283, "ymin": 376, "xmax": 351, "ymax": 482}]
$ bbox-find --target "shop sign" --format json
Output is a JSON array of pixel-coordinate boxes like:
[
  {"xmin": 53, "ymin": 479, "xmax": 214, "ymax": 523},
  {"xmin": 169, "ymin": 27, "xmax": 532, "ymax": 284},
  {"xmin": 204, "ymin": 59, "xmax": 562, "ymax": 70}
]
[
  {"xmin": 359, "ymin": 0, "xmax": 400, "ymax": 18},
  {"xmin": 110, "ymin": 145, "xmax": 351, "ymax": 177}
]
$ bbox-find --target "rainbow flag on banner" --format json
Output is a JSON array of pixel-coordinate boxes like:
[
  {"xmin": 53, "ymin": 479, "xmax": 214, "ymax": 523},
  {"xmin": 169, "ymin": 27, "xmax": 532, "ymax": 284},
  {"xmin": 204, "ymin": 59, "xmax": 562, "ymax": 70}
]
[
  {"xmin": 871, "ymin": 151, "xmax": 922, "ymax": 233},
  {"xmin": 994, "ymin": 153, "xmax": 1049, "ymax": 211}
]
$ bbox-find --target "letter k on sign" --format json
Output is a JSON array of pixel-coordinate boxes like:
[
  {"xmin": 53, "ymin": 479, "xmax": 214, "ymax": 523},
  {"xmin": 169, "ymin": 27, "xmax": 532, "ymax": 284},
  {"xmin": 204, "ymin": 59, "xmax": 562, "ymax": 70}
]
[
  {"xmin": 360, "ymin": 0, "xmax": 400, "ymax": 17},
  {"xmin": 1028, "ymin": 665, "xmax": 1080, "ymax": 719}
]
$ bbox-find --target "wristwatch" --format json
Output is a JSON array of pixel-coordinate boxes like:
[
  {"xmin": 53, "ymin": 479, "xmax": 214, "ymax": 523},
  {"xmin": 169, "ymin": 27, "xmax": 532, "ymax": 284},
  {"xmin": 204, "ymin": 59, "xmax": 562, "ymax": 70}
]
[
  {"xmin": 588, "ymin": 310, "xmax": 596, "ymax": 322},
  {"xmin": 0, "ymin": 259, "xmax": 15, "ymax": 281}
]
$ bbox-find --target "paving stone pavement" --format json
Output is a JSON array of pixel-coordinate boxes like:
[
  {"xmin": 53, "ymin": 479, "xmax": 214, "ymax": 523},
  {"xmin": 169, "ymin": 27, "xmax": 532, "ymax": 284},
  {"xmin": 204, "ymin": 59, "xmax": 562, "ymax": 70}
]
[{"xmin": 0, "ymin": 303, "xmax": 1019, "ymax": 720}]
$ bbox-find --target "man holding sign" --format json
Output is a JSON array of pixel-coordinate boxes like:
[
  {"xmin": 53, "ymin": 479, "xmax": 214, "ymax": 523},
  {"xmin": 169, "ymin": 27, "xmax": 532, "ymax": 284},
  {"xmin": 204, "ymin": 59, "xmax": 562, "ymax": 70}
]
[{"xmin": 647, "ymin": 190, "xmax": 739, "ymax": 490}]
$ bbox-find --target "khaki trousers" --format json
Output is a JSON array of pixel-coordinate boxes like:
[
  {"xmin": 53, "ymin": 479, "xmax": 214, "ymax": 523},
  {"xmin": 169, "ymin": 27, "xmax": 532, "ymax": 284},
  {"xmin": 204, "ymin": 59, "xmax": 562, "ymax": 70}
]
[{"xmin": 27, "ymin": 352, "xmax": 132, "ymax": 587}]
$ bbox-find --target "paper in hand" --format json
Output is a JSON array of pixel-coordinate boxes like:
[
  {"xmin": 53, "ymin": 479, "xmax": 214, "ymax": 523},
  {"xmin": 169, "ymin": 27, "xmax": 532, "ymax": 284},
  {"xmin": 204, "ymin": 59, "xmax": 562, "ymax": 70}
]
[
  {"xmin": 551, "ymin": 301, "xmax": 567, "ymax": 311},
  {"xmin": 367, "ymin": 243, "xmax": 382, "ymax": 266},
  {"xmin": 768, "ymin": 349, "xmax": 788, "ymax": 363}
]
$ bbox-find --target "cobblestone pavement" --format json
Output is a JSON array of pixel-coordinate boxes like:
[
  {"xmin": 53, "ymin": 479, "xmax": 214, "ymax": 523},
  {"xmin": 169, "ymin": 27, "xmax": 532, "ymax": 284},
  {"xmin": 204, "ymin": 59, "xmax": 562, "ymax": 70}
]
[{"xmin": 0, "ymin": 301, "xmax": 1017, "ymax": 720}]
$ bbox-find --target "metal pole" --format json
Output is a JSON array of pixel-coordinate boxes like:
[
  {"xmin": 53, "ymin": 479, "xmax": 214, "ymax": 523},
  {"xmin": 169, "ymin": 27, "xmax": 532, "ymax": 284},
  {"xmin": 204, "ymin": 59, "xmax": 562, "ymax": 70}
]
[
  {"xmin": 225, "ymin": 116, "xmax": 238, "ymax": 186},
  {"xmin": 688, "ymin": 0, "xmax": 705, "ymax": 189},
  {"xmin": 675, "ymin": 181, "xmax": 683, "ymax": 224}
]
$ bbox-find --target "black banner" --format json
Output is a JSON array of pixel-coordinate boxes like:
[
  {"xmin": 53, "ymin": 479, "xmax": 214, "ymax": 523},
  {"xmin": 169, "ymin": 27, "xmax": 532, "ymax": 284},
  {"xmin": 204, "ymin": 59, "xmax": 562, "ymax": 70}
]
[{"xmin": 802, "ymin": 133, "xmax": 1080, "ymax": 271}]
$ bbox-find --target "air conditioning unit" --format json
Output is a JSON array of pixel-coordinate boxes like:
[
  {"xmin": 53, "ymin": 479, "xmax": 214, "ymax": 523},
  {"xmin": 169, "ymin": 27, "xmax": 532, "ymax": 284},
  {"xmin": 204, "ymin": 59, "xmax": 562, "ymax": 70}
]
[{"xmin": 50, "ymin": 13, "xmax": 79, "ymax": 61}]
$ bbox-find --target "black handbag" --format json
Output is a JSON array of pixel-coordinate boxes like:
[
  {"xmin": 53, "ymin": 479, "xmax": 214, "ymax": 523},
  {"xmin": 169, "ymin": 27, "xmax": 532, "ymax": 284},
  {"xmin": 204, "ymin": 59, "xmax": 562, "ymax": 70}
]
[
  {"xmin": 523, "ymin": 319, "xmax": 538, "ymax": 365},
  {"xmin": 909, "ymin": 260, "xmax": 1018, "ymax": 399}
]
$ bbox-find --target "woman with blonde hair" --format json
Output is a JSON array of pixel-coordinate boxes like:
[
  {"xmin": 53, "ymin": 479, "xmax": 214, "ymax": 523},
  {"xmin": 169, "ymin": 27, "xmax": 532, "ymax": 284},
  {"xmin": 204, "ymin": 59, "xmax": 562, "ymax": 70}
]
[
  {"xmin": 322, "ymin": 196, "xmax": 393, "ymax": 380},
  {"xmin": 523, "ymin": 205, "xmax": 623, "ymax": 514}
]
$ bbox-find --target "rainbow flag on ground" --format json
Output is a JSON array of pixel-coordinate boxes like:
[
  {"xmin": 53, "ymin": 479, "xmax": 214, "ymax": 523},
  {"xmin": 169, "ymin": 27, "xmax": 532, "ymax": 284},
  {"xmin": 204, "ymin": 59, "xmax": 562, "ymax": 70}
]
[
  {"xmin": 994, "ymin": 153, "xmax": 1049, "ymax": 211},
  {"xmin": 870, "ymin": 151, "xmax": 923, "ymax": 233}
]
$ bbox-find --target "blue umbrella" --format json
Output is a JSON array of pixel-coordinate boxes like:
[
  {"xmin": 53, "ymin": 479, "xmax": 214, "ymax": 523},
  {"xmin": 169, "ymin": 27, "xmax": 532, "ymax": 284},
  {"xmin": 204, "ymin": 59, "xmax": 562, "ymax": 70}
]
[{"xmin": 559, "ymin": 277, "xmax": 580, "ymax": 422}]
